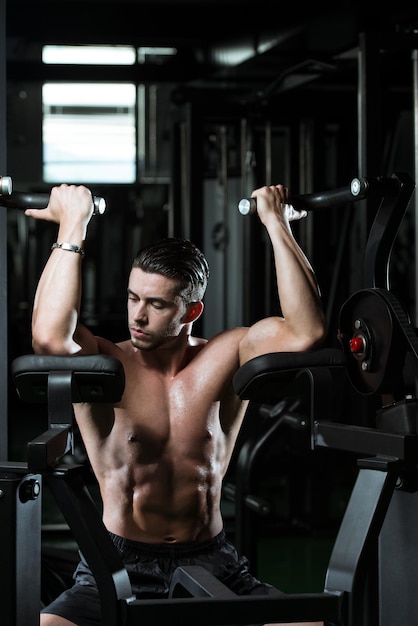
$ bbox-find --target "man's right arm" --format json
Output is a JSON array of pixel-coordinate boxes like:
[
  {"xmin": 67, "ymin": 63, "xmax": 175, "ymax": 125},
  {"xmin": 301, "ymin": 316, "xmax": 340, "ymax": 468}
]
[{"xmin": 26, "ymin": 184, "xmax": 98, "ymax": 355}]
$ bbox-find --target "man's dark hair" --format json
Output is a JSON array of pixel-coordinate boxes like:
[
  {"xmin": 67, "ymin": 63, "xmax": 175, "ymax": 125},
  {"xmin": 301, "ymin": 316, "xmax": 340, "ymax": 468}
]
[{"xmin": 132, "ymin": 237, "xmax": 210, "ymax": 302}]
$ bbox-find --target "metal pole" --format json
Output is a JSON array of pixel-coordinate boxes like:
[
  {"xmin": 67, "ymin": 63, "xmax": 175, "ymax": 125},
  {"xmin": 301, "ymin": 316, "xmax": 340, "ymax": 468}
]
[
  {"xmin": 412, "ymin": 49, "xmax": 418, "ymax": 328},
  {"xmin": 0, "ymin": 0, "xmax": 8, "ymax": 460},
  {"xmin": 220, "ymin": 125, "xmax": 228, "ymax": 327},
  {"xmin": 264, "ymin": 122, "xmax": 272, "ymax": 315}
]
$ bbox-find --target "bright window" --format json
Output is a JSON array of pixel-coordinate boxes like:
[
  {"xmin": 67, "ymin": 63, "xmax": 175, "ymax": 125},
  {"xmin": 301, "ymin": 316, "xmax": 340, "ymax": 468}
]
[
  {"xmin": 42, "ymin": 45, "xmax": 136, "ymax": 65},
  {"xmin": 42, "ymin": 82, "xmax": 136, "ymax": 183},
  {"xmin": 41, "ymin": 45, "xmax": 177, "ymax": 184},
  {"xmin": 42, "ymin": 45, "xmax": 136, "ymax": 183}
]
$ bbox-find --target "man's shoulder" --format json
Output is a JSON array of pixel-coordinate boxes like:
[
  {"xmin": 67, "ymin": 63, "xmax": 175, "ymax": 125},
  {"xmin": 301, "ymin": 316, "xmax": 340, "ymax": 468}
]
[
  {"xmin": 96, "ymin": 336, "xmax": 130, "ymax": 355},
  {"xmin": 197, "ymin": 326, "xmax": 248, "ymax": 355},
  {"xmin": 208, "ymin": 326, "xmax": 248, "ymax": 343}
]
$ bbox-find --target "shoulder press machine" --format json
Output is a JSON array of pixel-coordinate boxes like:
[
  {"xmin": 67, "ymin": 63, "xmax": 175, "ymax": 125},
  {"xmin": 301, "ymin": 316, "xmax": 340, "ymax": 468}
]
[{"xmin": 3, "ymin": 171, "xmax": 417, "ymax": 625}]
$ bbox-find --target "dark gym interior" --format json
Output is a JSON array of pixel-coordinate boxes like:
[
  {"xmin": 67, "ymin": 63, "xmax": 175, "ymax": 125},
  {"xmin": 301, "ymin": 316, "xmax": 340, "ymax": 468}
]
[{"xmin": 2, "ymin": 1, "xmax": 418, "ymax": 624}]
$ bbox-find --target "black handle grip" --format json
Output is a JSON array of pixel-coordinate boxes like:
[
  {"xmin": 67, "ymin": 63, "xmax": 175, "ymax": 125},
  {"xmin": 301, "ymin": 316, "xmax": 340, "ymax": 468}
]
[
  {"xmin": 238, "ymin": 176, "xmax": 401, "ymax": 215},
  {"xmin": 0, "ymin": 191, "xmax": 106, "ymax": 215}
]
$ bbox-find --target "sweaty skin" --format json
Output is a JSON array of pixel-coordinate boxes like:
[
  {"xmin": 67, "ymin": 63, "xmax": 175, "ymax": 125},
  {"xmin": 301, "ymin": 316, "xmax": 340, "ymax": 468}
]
[{"xmin": 26, "ymin": 183, "xmax": 327, "ymax": 626}]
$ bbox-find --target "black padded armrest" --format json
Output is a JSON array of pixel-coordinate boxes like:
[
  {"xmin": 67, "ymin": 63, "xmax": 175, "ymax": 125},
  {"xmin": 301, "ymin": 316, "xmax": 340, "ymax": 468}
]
[
  {"xmin": 233, "ymin": 348, "xmax": 346, "ymax": 402},
  {"xmin": 12, "ymin": 354, "xmax": 125, "ymax": 404}
]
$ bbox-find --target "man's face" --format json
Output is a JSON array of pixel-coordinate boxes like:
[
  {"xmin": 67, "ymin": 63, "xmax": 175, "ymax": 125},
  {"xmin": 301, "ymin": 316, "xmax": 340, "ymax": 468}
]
[{"xmin": 127, "ymin": 267, "xmax": 188, "ymax": 351}]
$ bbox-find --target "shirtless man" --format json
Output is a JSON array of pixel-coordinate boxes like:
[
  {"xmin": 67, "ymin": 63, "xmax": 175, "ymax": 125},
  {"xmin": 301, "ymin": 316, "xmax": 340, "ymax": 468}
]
[{"xmin": 26, "ymin": 182, "xmax": 327, "ymax": 626}]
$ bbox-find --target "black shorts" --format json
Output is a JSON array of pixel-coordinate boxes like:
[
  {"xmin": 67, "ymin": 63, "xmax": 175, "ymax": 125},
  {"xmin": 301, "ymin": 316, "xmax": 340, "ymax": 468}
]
[{"xmin": 41, "ymin": 530, "xmax": 281, "ymax": 626}]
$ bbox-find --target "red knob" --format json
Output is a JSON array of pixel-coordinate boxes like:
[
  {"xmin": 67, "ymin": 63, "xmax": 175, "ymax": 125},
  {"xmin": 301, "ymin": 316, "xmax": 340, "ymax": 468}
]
[{"xmin": 349, "ymin": 336, "xmax": 364, "ymax": 353}]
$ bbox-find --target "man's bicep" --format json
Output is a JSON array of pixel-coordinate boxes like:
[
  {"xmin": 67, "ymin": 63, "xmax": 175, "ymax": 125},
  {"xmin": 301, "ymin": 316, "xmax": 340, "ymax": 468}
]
[{"xmin": 238, "ymin": 317, "xmax": 289, "ymax": 365}]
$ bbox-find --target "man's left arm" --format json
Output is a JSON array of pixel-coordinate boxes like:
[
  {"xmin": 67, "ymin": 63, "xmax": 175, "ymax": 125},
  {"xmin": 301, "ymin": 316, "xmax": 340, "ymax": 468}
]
[{"xmin": 239, "ymin": 184, "xmax": 327, "ymax": 365}]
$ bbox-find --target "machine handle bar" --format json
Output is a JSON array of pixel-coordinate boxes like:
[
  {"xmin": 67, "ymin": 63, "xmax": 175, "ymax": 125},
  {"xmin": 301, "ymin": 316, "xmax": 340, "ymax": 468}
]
[
  {"xmin": 0, "ymin": 190, "xmax": 106, "ymax": 215},
  {"xmin": 238, "ymin": 176, "xmax": 401, "ymax": 215}
]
